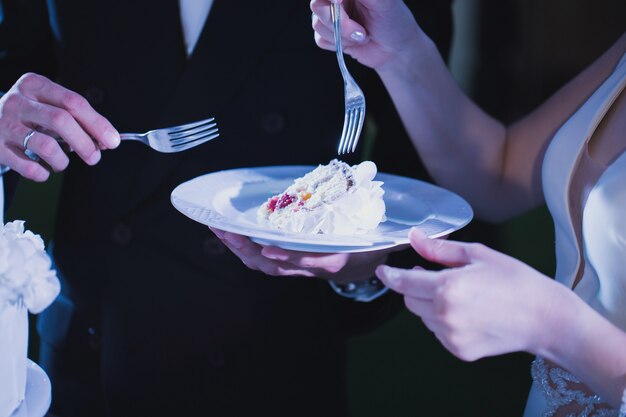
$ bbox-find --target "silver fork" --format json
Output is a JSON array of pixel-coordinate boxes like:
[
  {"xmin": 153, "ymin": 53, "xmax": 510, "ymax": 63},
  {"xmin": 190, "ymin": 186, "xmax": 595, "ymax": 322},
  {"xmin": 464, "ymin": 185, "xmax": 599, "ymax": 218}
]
[
  {"xmin": 121, "ymin": 116, "xmax": 219, "ymax": 153},
  {"xmin": 16, "ymin": 117, "xmax": 220, "ymax": 168},
  {"xmin": 54, "ymin": 116, "xmax": 219, "ymax": 154},
  {"xmin": 6, "ymin": 117, "xmax": 220, "ymax": 173},
  {"xmin": 0, "ymin": 117, "xmax": 220, "ymax": 176},
  {"xmin": 331, "ymin": 2, "xmax": 366, "ymax": 155}
]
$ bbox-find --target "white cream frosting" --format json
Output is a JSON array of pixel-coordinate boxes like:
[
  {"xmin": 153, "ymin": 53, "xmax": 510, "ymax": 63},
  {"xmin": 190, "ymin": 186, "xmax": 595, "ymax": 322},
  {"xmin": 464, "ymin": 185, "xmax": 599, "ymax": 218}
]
[
  {"xmin": 0, "ymin": 221, "xmax": 60, "ymax": 314},
  {"xmin": 258, "ymin": 160, "xmax": 386, "ymax": 235}
]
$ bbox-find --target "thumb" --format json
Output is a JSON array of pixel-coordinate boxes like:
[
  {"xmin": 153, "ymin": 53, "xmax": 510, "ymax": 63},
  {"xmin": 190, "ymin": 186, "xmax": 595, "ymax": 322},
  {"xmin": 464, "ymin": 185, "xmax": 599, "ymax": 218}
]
[{"xmin": 409, "ymin": 227, "xmax": 473, "ymax": 268}]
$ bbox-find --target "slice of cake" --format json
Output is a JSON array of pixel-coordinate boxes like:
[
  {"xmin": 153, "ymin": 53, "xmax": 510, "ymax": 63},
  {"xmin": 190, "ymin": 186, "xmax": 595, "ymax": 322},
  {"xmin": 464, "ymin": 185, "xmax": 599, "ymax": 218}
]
[{"xmin": 257, "ymin": 159, "xmax": 386, "ymax": 235}]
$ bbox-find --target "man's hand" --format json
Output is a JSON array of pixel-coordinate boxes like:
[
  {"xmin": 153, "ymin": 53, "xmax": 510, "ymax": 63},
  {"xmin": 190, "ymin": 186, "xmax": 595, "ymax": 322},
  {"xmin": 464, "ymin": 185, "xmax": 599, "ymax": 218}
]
[
  {"xmin": 211, "ymin": 227, "xmax": 400, "ymax": 284},
  {"xmin": 0, "ymin": 73, "xmax": 120, "ymax": 181}
]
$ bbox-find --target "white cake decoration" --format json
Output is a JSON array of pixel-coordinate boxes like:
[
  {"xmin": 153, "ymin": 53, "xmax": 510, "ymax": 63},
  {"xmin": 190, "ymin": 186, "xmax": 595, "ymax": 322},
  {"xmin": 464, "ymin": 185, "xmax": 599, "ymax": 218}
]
[
  {"xmin": 0, "ymin": 221, "xmax": 60, "ymax": 417},
  {"xmin": 257, "ymin": 160, "xmax": 386, "ymax": 235}
]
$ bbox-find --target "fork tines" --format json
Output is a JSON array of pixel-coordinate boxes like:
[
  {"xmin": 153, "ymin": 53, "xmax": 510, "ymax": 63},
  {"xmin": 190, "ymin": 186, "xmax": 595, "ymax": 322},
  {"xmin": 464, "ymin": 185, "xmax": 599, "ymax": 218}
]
[
  {"xmin": 168, "ymin": 117, "xmax": 217, "ymax": 139},
  {"xmin": 167, "ymin": 117, "xmax": 215, "ymax": 135},
  {"xmin": 168, "ymin": 117, "xmax": 219, "ymax": 149},
  {"xmin": 331, "ymin": 2, "xmax": 366, "ymax": 156},
  {"xmin": 337, "ymin": 101, "xmax": 365, "ymax": 155}
]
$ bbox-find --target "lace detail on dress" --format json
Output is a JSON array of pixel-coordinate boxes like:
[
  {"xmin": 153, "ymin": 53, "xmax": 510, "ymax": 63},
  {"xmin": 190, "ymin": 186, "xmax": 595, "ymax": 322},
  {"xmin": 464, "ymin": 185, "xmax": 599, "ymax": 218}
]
[{"xmin": 531, "ymin": 358, "xmax": 619, "ymax": 417}]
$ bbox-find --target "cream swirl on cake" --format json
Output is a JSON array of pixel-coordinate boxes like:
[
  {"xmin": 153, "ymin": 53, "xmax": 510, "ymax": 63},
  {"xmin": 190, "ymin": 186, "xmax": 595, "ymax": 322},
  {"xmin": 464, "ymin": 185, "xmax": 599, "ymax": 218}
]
[{"xmin": 257, "ymin": 160, "xmax": 386, "ymax": 235}]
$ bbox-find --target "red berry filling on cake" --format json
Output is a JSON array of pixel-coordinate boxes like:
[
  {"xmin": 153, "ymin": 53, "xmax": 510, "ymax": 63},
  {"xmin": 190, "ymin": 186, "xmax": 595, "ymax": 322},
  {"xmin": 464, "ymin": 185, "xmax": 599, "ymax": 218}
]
[
  {"xmin": 277, "ymin": 194, "xmax": 296, "ymax": 209},
  {"xmin": 257, "ymin": 159, "xmax": 385, "ymax": 234},
  {"xmin": 267, "ymin": 197, "xmax": 279, "ymax": 212}
]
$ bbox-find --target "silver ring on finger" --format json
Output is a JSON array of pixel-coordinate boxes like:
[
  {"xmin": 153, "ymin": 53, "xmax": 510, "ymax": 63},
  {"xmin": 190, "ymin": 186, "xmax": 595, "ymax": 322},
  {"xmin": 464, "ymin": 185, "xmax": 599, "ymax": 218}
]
[
  {"xmin": 22, "ymin": 129, "xmax": 36, "ymax": 149},
  {"xmin": 22, "ymin": 130, "xmax": 40, "ymax": 162}
]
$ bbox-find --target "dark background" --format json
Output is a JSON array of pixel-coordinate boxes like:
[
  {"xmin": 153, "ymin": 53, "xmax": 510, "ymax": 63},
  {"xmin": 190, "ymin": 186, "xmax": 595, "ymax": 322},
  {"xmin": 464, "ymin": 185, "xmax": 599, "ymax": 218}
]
[{"xmin": 6, "ymin": 0, "xmax": 625, "ymax": 416}]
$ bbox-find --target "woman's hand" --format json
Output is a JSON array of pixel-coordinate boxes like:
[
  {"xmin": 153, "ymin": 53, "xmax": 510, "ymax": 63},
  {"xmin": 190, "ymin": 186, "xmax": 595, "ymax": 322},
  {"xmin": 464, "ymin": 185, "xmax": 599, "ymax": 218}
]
[
  {"xmin": 310, "ymin": 0, "xmax": 424, "ymax": 70},
  {"xmin": 0, "ymin": 73, "xmax": 120, "ymax": 181},
  {"xmin": 376, "ymin": 227, "xmax": 566, "ymax": 361},
  {"xmin": 210, "ymin": 227, "xmax": 397, "ymax": 284}
]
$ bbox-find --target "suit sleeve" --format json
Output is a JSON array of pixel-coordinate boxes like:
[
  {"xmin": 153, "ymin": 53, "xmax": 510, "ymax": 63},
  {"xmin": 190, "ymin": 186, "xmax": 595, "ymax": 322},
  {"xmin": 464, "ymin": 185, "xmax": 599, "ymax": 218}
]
[{"xmin": 0, "ymin": 0, "xmax": 56, "ymax": 91}]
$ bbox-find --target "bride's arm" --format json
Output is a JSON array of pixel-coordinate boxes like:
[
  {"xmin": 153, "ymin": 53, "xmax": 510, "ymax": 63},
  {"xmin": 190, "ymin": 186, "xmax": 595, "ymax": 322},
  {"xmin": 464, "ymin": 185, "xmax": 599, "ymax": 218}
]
[
  {"xmin": 312, "ymin": 0, "xmax": 626, "ymax": 222},
  {"xmin": 376, "ymin": 32, "xmax": 626, "ymax": 222},
  {"xmin": 375, "ymin": 229, "xmax": 626, "ymax": 408}
]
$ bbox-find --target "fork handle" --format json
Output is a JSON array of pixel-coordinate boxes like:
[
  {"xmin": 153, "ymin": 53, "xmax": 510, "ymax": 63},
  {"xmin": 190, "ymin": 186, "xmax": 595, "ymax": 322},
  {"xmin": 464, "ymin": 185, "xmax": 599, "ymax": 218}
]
[
  {"xmin": 119, "ymin": 133, "xmax": 144, "ymax": 142},
  {"xmin": 52, "ymin": 133, "xmax": 142, "ymax": 145},
  {"xmin": 330, "ymin": 2, "xmax": 350, "ymax": 81}
]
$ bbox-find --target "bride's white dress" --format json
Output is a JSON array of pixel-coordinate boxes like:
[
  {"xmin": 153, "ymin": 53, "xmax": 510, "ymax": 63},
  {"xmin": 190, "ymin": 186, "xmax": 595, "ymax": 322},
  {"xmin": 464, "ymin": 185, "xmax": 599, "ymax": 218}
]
[{"xmin": 523, "ymin": 53, "xmax": 626, "ymax": 416}]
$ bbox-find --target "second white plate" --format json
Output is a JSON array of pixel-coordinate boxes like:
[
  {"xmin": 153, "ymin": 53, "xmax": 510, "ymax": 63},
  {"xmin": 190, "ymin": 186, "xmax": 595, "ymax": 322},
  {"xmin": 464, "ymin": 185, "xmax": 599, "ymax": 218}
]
[{"xmin": 12, "ymin": 360, "xmax": 51, "ymax": 417}]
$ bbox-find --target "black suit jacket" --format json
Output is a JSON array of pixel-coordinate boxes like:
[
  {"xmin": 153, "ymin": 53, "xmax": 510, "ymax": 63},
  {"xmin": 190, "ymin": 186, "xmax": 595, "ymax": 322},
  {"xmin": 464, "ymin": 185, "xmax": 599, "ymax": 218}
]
[{"xmin": 1, "ymin": 1, "xmax": 453, "ymax": 416}]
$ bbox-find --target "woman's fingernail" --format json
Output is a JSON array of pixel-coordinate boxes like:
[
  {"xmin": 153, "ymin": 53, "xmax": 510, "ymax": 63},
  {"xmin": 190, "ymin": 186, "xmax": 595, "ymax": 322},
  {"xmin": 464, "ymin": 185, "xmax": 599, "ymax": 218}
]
[{"xmin": 351, "ymin": 31, "xmax": 365, "ymax": 42}]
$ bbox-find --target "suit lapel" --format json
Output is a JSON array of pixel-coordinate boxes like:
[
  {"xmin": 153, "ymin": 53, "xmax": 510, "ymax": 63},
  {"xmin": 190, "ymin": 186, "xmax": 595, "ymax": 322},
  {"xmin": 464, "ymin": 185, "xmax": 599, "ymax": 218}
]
[{"xmin": 123, "ymin": 0, "xmax": 299, "ymax": 218}]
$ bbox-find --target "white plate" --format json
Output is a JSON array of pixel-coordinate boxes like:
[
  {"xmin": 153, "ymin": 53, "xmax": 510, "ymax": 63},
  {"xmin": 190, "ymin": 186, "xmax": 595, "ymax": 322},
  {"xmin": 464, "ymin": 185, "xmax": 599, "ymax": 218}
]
[
  {"xmin": 12, "ymin": 360, "xmax": 52, "ymax": 417},
  {"xmin": 171, "ymin": 165, "xmax": 473, "ymax": 253}
]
